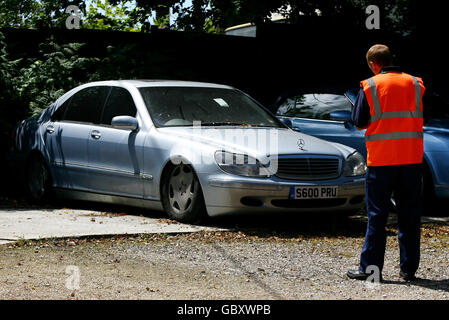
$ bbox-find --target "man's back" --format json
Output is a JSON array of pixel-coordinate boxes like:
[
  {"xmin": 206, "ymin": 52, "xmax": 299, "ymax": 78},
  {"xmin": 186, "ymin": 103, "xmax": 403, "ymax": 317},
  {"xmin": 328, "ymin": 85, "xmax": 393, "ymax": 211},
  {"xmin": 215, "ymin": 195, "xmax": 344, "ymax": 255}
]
[{"xmin": 360, "ymin": 71, "xmax": 424, "ymax": 166}]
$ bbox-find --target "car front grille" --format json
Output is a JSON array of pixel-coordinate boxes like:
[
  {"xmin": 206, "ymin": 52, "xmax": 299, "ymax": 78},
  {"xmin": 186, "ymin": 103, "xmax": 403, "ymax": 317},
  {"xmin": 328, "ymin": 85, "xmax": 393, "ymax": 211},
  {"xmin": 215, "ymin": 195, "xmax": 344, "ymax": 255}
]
[{"xmin": 274, "ymin": 156, "xmax": 341, "ymax": 180}]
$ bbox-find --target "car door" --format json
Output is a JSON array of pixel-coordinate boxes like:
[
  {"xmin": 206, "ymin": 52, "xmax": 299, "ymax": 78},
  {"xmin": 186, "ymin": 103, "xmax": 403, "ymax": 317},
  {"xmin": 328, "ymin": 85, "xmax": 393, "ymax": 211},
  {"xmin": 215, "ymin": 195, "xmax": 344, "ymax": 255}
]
[
  {"xmin": 44, "ymin": 86, "xmax": 109, "ymax": 191},
  {"xmin": 87, "ymin": 86, "xmax": 145, "ymax": 198},
  {"xmin": 276, "ymin": 93, "xmax": 367, "ymax": 159}
]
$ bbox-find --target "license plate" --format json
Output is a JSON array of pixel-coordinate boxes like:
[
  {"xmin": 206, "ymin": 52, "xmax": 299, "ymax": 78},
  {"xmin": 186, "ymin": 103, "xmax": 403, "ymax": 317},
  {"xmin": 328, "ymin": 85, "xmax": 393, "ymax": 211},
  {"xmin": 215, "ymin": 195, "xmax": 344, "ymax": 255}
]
[{"xmin": 290, "ymin": 186, "xmax": 338, "ymax": 199}]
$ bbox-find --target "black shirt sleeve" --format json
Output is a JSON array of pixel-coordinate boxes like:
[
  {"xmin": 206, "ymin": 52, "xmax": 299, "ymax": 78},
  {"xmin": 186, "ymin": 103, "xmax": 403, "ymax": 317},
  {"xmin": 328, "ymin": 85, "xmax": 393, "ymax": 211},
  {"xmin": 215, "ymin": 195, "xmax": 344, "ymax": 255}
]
[{"xmin": 351, "ymin": 87, "xmax": 371, "ymax": 129}]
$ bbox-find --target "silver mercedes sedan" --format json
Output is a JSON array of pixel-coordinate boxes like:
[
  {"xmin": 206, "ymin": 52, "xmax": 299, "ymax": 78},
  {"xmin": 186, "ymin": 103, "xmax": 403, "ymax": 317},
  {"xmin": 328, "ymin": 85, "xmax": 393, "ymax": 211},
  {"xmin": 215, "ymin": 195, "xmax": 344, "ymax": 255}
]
[{"xmin": 10, "ymin": 80, "xmax": 366, "ymax": 222}]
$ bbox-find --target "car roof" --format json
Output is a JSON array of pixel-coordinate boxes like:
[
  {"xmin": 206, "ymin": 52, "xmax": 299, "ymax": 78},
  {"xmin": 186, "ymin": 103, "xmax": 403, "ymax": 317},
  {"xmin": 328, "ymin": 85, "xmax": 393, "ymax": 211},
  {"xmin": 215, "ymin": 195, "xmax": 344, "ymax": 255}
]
[
  {"xmin": 54, "ymin": 80, "xmax": 238, "ymax": 107},
  {"xmin": 84, "ymin": 80, "xmax": 235, "ymax": 90}
]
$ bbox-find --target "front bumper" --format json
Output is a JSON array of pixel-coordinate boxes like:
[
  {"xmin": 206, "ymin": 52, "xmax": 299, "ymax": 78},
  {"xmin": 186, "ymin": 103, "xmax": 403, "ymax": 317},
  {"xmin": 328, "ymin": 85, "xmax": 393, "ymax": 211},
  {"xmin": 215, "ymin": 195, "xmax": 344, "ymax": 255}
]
[{"xmin": 201, "ymin": 174, "xmax": 365, "ymax": 217}]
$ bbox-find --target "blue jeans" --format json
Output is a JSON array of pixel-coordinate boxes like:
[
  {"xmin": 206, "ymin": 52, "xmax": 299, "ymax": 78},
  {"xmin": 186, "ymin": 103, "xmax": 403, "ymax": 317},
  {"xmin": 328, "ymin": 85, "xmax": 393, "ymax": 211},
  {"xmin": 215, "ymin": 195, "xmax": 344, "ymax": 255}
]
[{"xmin": 360, "ymin": 164, "xmax": 423, "ymax": 275}]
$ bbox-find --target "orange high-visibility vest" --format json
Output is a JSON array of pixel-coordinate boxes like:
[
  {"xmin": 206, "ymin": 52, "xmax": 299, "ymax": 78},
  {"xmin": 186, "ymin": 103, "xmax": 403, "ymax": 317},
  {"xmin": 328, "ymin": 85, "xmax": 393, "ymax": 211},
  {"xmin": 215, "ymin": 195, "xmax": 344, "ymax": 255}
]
[{"xmin": 361, "ymin": 72, "xmax": 425, "ymax": 166}]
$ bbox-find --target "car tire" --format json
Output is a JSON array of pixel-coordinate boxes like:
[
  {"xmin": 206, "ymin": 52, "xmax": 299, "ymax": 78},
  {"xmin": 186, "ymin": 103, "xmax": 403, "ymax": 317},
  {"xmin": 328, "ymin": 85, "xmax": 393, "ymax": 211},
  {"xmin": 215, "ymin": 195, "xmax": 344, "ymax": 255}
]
[
  {"xmin": 161, "ymin": 163, "xmax": 207, "ymax": 223},
  {"xmin": 27, "ymin": 155, "xmax": 52, "ymax": 203}
]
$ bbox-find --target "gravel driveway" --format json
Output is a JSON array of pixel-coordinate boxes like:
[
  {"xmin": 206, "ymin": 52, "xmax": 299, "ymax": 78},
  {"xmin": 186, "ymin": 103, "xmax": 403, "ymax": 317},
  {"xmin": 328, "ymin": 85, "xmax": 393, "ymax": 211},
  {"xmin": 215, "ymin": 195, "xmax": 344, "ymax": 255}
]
[{"xmin": 1, "ymin": 199, "xmax": 448, "ymax": 300}]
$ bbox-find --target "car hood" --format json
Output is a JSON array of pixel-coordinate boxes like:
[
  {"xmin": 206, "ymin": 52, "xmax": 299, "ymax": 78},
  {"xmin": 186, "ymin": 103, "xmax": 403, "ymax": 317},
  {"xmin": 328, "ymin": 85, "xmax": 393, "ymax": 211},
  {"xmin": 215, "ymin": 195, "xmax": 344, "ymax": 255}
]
[
  {"xmin": 156, "ymin": 127, "xmax": 354, "ymax": 160},
  {"xmin": 425, "ymin": 119, "xmax": 449, "ymax": 134}
]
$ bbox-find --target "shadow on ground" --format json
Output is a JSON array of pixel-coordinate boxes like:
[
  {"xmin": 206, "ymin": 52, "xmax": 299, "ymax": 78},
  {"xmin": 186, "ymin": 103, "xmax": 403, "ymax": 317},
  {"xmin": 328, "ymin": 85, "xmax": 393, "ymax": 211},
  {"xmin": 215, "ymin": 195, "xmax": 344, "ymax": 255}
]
[
  {"xmin": 382, "ymin": 278, "xmax": 449, "ymax": 293},
  {"xmin": 1, "ymin": 180, "xmax": 448, "ymax": 241},
  {"xmin": 0, "ymin": 192, "xmax": 371, "ymax": 240}
]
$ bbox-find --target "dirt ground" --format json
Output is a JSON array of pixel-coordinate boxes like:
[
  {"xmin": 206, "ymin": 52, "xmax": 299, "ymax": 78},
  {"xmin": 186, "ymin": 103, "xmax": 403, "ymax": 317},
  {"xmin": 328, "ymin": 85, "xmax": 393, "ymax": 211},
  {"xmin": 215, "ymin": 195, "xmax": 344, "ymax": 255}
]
[{"xmin": 1, "ymin": 203, "xmax": 448, "ymax": 300}]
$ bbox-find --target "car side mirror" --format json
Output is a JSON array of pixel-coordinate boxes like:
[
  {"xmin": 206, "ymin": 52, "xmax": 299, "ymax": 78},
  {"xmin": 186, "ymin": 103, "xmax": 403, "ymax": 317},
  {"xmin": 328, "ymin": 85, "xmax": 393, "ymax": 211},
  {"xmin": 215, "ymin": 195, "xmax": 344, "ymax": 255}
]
[
  {"xmin": 111, "ymin": 116, "xmax": 138, "ymax": 131},
  {"xmin": 330, "ymin": 110, "xmax": 352, "ymax": 122}
]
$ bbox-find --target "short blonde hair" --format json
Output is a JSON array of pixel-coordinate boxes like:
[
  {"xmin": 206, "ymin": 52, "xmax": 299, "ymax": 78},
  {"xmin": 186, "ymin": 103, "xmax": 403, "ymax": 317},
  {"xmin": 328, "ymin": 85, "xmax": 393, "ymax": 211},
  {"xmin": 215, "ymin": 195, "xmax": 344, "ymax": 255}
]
[{"xmin": 366, "ymin": 44, "xmax": 393, "ymax": 67}]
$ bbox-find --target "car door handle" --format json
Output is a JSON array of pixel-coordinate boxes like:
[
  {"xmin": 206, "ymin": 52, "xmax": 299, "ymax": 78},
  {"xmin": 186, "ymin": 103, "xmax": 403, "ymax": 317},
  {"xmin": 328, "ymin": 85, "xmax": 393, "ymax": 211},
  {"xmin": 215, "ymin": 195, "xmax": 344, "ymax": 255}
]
[
  {"xmin": 91, "ymin": 130, "xmax": 101, "ymax": 139},
  {"xmin": 46, "ymin": 125, "xmax": 55, "ymax": 134}
]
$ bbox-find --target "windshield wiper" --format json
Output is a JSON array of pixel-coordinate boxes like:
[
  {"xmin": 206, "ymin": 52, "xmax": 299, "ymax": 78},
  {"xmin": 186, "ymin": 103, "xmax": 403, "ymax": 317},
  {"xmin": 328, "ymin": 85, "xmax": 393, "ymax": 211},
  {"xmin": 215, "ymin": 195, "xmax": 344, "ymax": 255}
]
[
  {"xmin": 196, "ymin": 121, "xmax": 279, "ymax": 128},
  {"xmin": 199, "ymin": 121, "xmax": 249, "ymax": 126}
]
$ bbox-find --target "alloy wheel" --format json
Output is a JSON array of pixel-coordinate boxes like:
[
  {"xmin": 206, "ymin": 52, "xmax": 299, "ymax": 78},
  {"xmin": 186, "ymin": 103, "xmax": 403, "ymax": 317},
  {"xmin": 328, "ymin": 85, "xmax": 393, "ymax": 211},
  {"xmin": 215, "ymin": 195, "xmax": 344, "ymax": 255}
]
[{"xmin": 168, "ymin": 163, "xmax": 195, "ymax": 214}]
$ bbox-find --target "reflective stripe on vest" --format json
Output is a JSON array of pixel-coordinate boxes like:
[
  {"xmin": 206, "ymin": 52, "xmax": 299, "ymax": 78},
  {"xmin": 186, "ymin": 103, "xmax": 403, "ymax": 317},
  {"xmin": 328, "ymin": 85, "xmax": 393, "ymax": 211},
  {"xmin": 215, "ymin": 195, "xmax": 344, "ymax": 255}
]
[
  {"xmin": 365, "ymin": 76, "xmax": 423, "ymax": 141},
  {"xmin": 365, "ymin": 131, "xmax": 423, "ymax": 142}
]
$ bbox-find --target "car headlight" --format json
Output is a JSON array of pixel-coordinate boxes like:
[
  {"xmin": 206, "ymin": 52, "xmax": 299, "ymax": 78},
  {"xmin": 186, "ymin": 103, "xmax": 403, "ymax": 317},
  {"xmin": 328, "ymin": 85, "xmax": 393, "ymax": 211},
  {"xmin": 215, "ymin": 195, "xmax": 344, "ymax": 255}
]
[
  {"xmin": 343, "ymin": 151, "xmax": 367, "ymax": 177},
  {"xmin": 214, "ymin": 151, "xmax": 271, "ymax": 177}
]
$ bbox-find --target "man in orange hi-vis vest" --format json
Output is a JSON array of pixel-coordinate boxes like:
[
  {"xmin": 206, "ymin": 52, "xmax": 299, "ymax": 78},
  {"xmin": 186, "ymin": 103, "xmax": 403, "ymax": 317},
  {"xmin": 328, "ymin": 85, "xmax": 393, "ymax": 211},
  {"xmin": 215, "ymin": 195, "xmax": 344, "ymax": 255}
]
[{"xmin": 347, "ymin": 44, "xmax": 425, "ymax": 282}]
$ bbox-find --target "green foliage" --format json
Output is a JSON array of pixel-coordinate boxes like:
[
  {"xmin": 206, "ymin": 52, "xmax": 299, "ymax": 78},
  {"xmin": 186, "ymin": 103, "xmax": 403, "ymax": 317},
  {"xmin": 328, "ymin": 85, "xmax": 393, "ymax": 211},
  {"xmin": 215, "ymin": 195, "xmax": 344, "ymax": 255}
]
[
  {"xmin": 0, "ymin": 0, "xmax": 438, "ymax": 130},
  {"xmin": 83, "ymin": 0, "xmax": 140, "ymax": 32},
  {"xmin": 0, "ymin": 34, "xmax": 13, "ymax": 128},
  {"xmin": 0, "ymin": 33, "xmax": 14, "ymax": 97},
  {"xmin": 0, "ymin": 32, "xmax": 23, "ymax": 130},
  {"xmin": 0, "ymin": 30, "xmax": 177, "ymax": 125},
  {"xmin": 13, "ymin": 39, "xmax": 100, "ymax": 117},
  {"xmin": 0, "ymin": 32, "xmax": 100, "ymax": 124},
  {"xmin": 87, "ymin": 43, "xmax": 139, "ymax": 81},
  {"xmin": 0, "ymin": 0, "xmax": 86, "ymax": 29},
  {"xmin": 153, "ymin": 8, "xmax": 171, "ymax": 30},
  {"xmin": 0, "ymin": 0, "xmax": 427, "ymax": 35},
  {"xmin": 0, "ymin": 0, "xmax": 39, "ymax": 28},
  {"xmin": 0, "ymin": 29, "xmax": 203, "ymax": 128}
]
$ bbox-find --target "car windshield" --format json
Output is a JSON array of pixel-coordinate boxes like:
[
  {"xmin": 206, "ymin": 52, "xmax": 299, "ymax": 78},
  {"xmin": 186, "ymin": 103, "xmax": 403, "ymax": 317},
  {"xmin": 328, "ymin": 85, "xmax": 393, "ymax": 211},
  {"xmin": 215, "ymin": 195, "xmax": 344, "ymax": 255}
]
[
  {"xmin": 276, "ymin": 93, "xmax": 352, "ymax": 120},
  {"xmin": 139, "ymin": 86, "xmax": 283, "ymax": 128}
]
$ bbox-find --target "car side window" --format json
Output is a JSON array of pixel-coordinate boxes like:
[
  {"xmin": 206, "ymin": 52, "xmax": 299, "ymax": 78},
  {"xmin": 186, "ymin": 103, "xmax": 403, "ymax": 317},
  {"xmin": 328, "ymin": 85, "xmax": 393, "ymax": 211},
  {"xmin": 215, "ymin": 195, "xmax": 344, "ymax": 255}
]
[
  {"xmin": 276, "ymin": 94, "xmax": 352, "ymax": 120},
  {"xmin": 51, "ymin": 97, "xmax": 71, "ymax": 122},
  {"xmin": 62, "ymin": 86, "xmax": 109, "ymax": 124},
  {"xmin": 100, "ymin": 87, "xmax": 137, "ymax": 125}
]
